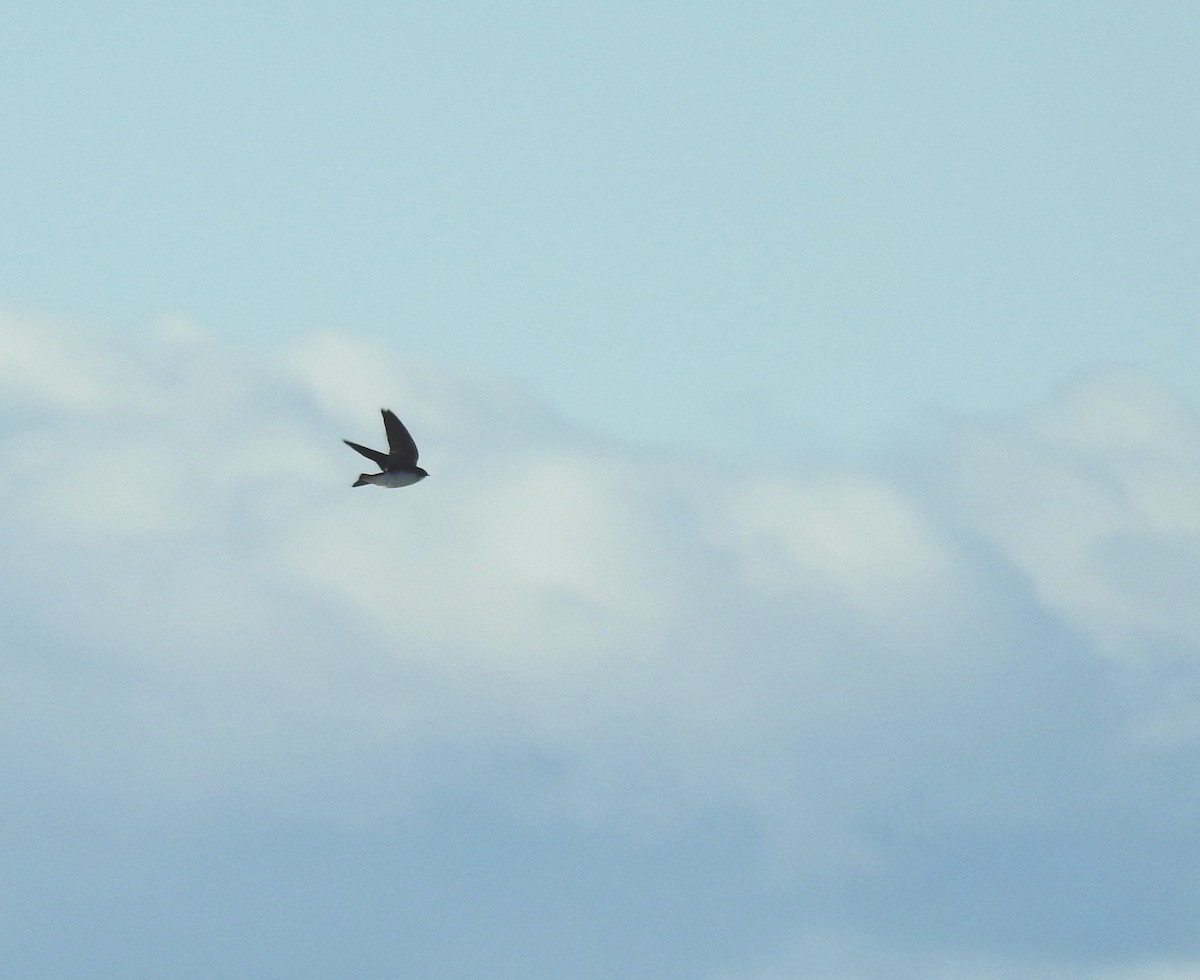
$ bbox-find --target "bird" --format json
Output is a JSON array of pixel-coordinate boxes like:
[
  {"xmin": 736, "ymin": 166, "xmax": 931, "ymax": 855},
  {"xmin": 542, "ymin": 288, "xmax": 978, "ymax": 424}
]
[{"xmin": 344, "ymin": 408, "xmax": 429, "ymax": 488}]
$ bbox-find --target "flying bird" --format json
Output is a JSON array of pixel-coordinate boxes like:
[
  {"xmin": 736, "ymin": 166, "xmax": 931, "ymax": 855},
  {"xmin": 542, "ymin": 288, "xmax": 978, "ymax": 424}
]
[{"xmin": 344, "ymin": 409, "xmax": 429, "ymax": 488}]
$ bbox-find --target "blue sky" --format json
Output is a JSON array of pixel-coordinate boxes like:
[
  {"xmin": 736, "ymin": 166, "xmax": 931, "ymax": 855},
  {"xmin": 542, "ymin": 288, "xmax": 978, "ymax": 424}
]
[
  {"xmin": 2, "ymin": 2, "xmax": 1200, "ymax": 978},
  {"xmin": 4, "ymin": 1, "xmax": 1197, "ymax": 454}
]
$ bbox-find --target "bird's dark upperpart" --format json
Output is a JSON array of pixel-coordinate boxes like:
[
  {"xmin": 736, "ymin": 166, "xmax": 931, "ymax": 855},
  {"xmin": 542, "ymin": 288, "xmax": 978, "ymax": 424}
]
[{"xmin": 344, "ymin": 409, "xmax": 428, "ymax": 489}]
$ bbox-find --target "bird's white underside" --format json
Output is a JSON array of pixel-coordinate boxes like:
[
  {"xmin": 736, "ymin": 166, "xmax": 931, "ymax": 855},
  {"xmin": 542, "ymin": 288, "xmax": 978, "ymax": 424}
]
[{"xmin": 359, "ymin": 470, "xmax": 427, "ymax": 488}]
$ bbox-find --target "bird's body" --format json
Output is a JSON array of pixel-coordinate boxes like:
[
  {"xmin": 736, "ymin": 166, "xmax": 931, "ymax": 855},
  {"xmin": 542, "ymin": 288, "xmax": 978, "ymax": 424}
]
[
  {"xmin": 344, "ymin": 409, "xmax": 428, "ymax": 488},
  {"xmin": 352, "ymin": 468, "xmax": 427, "ymax": 489}
]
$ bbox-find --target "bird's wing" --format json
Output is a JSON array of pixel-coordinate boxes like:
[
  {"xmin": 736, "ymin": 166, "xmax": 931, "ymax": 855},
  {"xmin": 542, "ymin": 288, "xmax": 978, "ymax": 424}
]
[
  {"xmin": 344, "ymin": 439, "xmax": 390, "ymax": 468},
  {"xmin": 381, "ymin": 409, "xmax": 420, "ymax": 465}
]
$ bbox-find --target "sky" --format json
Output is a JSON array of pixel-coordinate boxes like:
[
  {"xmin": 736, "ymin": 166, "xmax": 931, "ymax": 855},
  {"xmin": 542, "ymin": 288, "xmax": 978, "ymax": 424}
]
[{"xmin": 1, "ymin": 1, "xmax": 1199, "ymax": 977}]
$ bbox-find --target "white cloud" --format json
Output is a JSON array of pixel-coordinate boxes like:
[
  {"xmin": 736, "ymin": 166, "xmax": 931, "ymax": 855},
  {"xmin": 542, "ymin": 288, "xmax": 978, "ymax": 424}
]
[
  {"xmin": 3, "ymin": 312, "xmax": 1200, "ymax": 975},
  {"xmin": 0, "ymin": 312, "xmax": 135, "ymax": 412},
  {"xmin": 948, "ymin": 370, "xmax": 1200, "ymax": 646},
  {"xmin": 713, "ymin": 929, "xmax": 1200, "ymax": 980},
  {"xmin": 941, "ymin": 370, "xmax": 1200, "ymax": 759},
  {"xmin": 718, "ymin": 471, "xmax": 957, "ymax": 625}
]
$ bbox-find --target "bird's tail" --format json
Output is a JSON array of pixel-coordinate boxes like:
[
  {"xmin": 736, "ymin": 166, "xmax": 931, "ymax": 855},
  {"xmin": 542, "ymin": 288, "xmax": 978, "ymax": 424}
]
[{"xmin": 352, "ymin": 474, "xmax": 371, "ymax": 487}]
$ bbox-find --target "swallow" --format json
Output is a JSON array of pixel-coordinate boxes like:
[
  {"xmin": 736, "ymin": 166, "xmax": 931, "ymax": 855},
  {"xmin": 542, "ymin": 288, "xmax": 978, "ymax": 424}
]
[{"xmin": 344, "ymin": 408, "xmax": 429, "ymax": 488}]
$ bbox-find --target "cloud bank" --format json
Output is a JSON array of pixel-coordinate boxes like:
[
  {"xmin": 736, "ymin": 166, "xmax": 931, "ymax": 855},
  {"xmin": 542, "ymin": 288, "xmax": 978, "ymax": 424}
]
[{"xmin": 2, "ymin": 312, "xmax": 1199, "ymax": 978}]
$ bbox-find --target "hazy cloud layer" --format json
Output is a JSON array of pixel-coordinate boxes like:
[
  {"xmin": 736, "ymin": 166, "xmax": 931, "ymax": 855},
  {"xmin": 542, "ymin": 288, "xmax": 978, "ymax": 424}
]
[{"xmin": 2, "ymin": 313, "xmax": 1199, "ymax": 977}]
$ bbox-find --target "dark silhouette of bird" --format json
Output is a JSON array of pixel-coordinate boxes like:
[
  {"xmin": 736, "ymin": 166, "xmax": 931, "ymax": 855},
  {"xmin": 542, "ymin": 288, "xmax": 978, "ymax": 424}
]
[{"xmin": 344, "ymin": 409, "xmax": 428, "ymax": 488}]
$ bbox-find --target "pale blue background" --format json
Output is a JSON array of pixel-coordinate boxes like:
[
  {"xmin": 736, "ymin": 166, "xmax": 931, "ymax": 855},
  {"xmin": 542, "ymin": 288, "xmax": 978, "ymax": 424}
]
[
  {"xmin": 2, "ymin": 3, "xmax": 1199, "ymax": 978},
  {"xmin": 4, "ymin": 1, "xmax": 1196, "ymax": 454}
]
